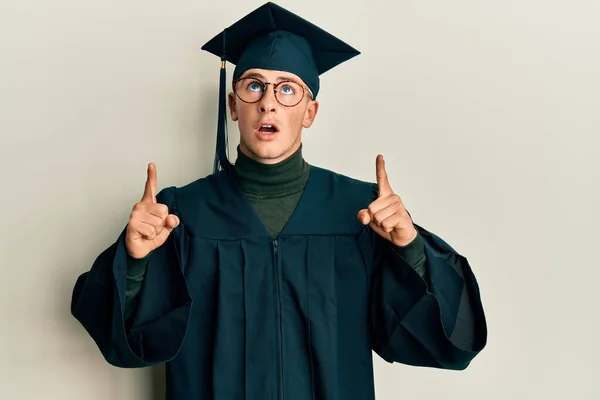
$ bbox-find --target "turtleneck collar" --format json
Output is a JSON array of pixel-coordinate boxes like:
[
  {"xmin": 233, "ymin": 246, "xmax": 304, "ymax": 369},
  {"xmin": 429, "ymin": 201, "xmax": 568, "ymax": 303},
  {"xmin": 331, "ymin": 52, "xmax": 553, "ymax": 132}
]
[{"xmin": 233, "ymin": 144, "xmax": 310, "ymax": 197}]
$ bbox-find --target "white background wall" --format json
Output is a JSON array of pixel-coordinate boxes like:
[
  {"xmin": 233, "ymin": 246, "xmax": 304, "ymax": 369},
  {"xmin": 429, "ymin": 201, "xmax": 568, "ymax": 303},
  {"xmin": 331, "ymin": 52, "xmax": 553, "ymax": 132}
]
[{"xmin": 1, "ymin": 0, "xmax": 598, "ymax": 399}]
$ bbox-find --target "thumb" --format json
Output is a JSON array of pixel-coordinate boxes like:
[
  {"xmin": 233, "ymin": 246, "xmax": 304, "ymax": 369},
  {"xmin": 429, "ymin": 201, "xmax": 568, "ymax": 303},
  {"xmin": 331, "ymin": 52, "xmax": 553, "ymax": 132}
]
[
  {"xmin": 164, "ymin": 214, "xmax": 180, "ymax": 231},
  {"xmin": 357, "ymin": 209, "xmax": 371, "ymax": 225},
  {"xmin": 153, "ymin": 215, "xmax": 179, "ymax": 247}
]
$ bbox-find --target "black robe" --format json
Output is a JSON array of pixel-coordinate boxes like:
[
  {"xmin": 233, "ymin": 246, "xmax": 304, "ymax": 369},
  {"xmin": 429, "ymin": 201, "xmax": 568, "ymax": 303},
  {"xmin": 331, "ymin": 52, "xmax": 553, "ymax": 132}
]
[{"xmin": 71, "ymin": 165, "xmax": 487, "ymax": 400}]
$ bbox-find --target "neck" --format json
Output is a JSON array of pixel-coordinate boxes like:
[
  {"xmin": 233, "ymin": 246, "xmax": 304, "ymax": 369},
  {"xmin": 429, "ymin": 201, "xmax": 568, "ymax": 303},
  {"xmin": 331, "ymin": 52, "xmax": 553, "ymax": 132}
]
[{"xmin": 234, "ymin": 144, "xmax": 310, "ymax": 197}]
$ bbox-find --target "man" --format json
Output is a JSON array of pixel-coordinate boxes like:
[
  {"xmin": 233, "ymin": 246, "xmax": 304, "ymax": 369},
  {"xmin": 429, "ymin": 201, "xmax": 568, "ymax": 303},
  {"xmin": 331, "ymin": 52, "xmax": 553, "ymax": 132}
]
[{"xmin": 71, "ymin": 2, "xmax": 487, "ymax": 399}]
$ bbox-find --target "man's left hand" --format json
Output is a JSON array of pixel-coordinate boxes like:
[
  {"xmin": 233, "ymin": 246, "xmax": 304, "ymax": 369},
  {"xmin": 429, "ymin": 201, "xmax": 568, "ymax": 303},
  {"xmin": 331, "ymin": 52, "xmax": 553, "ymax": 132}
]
[{"xmin": 357, "ymin": 155, "xmax": 418, "ymax": 247}]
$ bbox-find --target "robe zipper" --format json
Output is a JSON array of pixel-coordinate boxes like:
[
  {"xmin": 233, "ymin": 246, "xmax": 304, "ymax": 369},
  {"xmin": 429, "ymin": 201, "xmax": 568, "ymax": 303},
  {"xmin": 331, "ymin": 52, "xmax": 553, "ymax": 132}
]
[{"xmin": 272, "ymin": 239, "xmax": 284, "ymax": 400}]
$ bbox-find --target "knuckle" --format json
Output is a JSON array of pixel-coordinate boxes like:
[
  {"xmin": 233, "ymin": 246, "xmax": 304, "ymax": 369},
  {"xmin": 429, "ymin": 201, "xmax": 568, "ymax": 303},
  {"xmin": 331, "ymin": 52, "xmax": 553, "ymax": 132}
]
[
  {"xmin": 159, "ymin": 204, "xmax": 169, "ymax": 216},
  {"xmin": 150, "ymin": 203, "xmax": 168, "ymax": 217},
  {"xmin": 129, "ymin": 210, "xmax": 140, "ymax": 221},
  {"xmin": 126, "ymin": 220, "xmax": 137, "ymax": 232}
]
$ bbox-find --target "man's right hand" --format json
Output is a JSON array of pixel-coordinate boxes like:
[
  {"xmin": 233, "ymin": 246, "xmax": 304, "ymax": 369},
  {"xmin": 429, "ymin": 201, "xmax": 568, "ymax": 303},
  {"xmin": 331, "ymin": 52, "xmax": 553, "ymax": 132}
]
[{"xmin": 125, "ymin": 163, "xmax": 180, "ymax": 259}]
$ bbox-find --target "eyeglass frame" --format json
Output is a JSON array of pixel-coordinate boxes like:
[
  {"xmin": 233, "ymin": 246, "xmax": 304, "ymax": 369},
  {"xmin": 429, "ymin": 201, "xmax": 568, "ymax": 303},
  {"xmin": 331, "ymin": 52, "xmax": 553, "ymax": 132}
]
[{"xmin": 232, "ymin": 76, "xmax": 312, "ymax": 108}]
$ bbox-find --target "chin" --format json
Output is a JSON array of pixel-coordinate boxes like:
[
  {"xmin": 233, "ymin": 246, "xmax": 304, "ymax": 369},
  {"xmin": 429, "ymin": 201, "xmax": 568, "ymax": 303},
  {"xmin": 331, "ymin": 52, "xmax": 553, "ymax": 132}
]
[
  {"xmin": 245, "ymin": 142, "xmax": 290, "ymax": 162},
  {"xmin": 254, "ymin": 147, "xmax": 286, "ymax": 161}
]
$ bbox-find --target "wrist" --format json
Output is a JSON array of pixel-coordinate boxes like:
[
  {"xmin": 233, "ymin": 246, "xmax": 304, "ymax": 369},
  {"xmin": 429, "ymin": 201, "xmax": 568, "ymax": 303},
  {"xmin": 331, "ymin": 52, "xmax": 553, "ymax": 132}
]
[{"xmin": 392, "ymin": 226, "xmax": 418, "ymax": 247}]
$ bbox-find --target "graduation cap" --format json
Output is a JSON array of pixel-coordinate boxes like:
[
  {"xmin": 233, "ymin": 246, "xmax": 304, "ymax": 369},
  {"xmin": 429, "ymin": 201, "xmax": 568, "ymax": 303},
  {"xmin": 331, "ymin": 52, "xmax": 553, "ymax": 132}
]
[{"xmin": 201, "ymin": 1, "xmax": 360, "ymax": 173}]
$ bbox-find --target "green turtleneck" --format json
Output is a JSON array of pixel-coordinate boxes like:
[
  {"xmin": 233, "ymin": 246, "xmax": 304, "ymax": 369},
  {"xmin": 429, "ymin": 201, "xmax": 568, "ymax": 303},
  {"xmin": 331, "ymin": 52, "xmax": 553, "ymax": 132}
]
[
  {"xmin": 234, "ymin": 145, "xmax": 310, "ymax": 238},
  {"xmin": 123, "ymin": 146, "xmax": 426, "ymax": 321}
]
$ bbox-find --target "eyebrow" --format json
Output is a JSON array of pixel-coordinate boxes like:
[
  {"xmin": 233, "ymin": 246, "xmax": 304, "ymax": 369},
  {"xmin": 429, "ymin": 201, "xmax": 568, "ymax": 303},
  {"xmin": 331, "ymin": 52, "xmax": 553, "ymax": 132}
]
[{"xmin": 241, "ymin": 72, "xmax": 301, "ymax": 84}]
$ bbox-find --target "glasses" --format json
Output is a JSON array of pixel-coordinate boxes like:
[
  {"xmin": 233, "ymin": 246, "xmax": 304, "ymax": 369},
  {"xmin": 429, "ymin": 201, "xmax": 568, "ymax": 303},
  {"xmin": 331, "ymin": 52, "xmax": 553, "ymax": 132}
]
[{"xmin": 233, "ymin": 77, "xmax": 309, "ymax": 107}]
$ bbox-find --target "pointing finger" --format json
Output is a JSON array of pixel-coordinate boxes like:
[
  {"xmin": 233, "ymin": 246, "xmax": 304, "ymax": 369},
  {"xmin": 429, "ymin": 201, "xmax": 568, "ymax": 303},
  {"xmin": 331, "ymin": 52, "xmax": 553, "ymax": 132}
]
[
  {"xmin": 142, "ymin": 163, "xmax": 157, "ymax": 203},
  {"xmin": 376, "ymin": 155, "xmax": 393, "ymax": 197}
]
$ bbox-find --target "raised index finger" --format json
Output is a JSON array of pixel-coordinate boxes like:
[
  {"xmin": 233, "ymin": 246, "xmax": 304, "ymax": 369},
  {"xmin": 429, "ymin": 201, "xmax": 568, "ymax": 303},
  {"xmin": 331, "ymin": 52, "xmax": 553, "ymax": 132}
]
[
  {"xmin": 376, "ymin": 154, "xmax": 393, "ymax": 197},
  {"xmin": 142, "ymin": 162, "xmax": 157, "ymax": 203}
]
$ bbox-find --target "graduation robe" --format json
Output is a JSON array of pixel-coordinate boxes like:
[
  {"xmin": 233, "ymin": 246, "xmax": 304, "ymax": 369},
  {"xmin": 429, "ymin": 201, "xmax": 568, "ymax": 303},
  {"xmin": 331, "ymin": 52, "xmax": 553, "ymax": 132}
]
[{"xmin": 71, "ymin": 165, "xmax": 487, "ymax": 400}]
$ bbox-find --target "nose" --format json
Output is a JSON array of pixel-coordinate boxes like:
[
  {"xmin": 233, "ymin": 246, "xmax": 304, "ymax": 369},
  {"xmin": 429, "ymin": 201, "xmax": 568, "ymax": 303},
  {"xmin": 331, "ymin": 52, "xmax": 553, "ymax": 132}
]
[{"xmin": 258, "ymin": 84, "xmax": 277, "ymax": 113}]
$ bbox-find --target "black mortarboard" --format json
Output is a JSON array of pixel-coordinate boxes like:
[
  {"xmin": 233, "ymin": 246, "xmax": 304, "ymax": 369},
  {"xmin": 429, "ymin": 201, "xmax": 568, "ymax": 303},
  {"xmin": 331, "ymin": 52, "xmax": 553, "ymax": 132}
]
[{"xmin": 201, "ymin": 2, "xmax": 360, "ymax": 173}]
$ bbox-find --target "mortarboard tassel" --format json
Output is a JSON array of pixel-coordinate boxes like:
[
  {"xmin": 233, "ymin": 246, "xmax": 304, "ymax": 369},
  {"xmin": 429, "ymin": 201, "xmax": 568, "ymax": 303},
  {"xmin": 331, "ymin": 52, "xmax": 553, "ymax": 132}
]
[{"xmin": 213, "ymin": 29, "xmax": 230, "ymax": 174}]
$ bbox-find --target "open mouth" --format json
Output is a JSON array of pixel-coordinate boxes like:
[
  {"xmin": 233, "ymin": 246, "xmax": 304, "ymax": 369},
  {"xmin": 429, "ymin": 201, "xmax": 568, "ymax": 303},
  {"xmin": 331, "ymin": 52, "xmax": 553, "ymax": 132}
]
[{"xmin": 257, "ymin": 123, "xmax": 280, "ymax": 134}]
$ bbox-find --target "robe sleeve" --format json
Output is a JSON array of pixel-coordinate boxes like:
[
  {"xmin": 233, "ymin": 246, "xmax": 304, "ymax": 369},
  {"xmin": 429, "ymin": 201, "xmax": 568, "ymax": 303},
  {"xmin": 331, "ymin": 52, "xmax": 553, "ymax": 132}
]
[
  {"xmin": 70, "ymin": 186, "xmax": 192, "ymax": 368},
  {"xmin": 365, "ymin": 185, "xmax": 487, "ymax": 370}
]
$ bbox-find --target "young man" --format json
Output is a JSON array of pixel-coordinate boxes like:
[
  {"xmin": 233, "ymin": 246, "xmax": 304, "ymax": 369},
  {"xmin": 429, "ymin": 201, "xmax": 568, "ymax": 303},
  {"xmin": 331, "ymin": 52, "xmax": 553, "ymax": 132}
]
[{"xmin": 71, "ymin": 3, "xmax": 487, "ymax": 399}]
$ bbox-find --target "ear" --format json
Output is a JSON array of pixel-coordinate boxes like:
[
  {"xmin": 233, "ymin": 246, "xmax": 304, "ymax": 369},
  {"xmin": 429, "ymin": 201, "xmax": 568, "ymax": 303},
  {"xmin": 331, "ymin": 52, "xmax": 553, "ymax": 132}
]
[
  {"xmin": 228, "ymin": 92, "xmax": 238, "ymax": 121},
  {"xmin": 303, "ymin": 100, "xmax": 319, "ymax": 128}
]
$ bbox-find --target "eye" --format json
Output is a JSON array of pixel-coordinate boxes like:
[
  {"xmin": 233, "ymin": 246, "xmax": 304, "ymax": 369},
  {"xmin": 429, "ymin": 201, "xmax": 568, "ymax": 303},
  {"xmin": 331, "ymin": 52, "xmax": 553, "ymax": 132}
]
[
  {"xmin": 280, "ymin": 84, "xmax": 295, "ymax": 95},
  {"xmin": 248, "ymin": 81, "xmax": 262, "ymax": 92}
]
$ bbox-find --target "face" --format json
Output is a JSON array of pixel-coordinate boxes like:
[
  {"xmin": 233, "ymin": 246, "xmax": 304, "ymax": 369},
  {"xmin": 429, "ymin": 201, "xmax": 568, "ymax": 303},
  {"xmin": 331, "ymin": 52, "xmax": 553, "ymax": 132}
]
[{"xmin": 228, "ymin": 68, "xmax": 319, "ymax": 164}]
